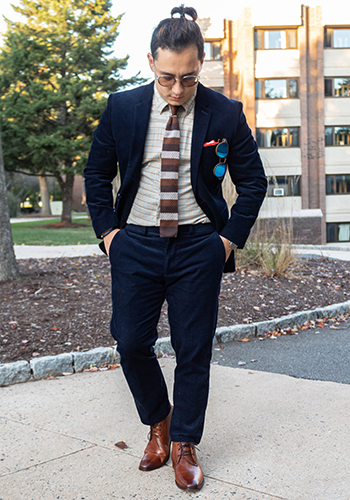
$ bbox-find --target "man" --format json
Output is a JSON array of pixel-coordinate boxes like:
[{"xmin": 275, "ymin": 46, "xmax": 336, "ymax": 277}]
[{"xmin": 84, "ymin": 5, "xmax": 267, "ymax": 491}]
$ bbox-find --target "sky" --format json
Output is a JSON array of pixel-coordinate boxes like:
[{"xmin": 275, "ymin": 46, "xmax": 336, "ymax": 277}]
[{"xmin": 0, "ymin": 0, "xmax": 349, "ymax": 82}]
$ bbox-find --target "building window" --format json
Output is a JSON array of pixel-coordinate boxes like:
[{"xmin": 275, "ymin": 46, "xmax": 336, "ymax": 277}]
[
  {"xmin": 325, "ymin": 78, "xmax": 350, "ymax": 97},
  {"xmin": 325, "ymin": 126, "xmax": 350, "ymax": 146},
  {"xmin": 256, "ymin": 128, "xmax": 299, "ymax": 147},
  {"xmin": 256, "ymin": 79, "xmax": 298, "ymax": 99},
  {"xmin": 267, "ymin": 176, "xmax": 301, "ymax": 197},
  {"xmin": 326, "ymin": 175, "xmax": 350, "ymax": 194},
  {"xmin": 204, "ymin": 41, "xmax": 222, "ymax": 60},
  {"xmin": 325, "ymin": 28, "xmax": 350, "ymax": 48},
  {"xmin": 327, "ymin": 223, "xmax": 350, "ymax": 242},
  {"xmin": 254, "ymin": 29, "xmax": 297, "ymax": 50}
]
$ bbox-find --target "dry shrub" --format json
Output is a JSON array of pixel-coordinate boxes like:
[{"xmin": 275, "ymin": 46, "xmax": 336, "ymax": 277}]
[{"xmin": 236, "ymin": 217, "xmax": 298, "ymax": 277}]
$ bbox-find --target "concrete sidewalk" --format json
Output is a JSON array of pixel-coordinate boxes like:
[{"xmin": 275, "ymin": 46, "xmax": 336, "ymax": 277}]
[
  {"xmin": 14, "ymin": 243, "xmax": 101, "ymax": 259},
  {"xmin": 1, "ymin": 359, "xmax": 350, "ymax": 499}
]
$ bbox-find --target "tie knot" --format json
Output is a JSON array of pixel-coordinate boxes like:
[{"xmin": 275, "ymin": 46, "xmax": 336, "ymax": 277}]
[{"xmin": 170, "ymin": 105, "xmax": 179, "ymax": 116}]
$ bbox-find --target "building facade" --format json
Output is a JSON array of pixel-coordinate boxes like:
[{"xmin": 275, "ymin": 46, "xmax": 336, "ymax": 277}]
[{"xmin": 200, "ymin": 6, "xmax": 350, "ymax": 245}]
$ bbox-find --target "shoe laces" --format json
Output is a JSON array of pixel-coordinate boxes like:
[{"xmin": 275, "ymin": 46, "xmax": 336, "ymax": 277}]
[
  {"xmin": 148, "ymin": 421, "xmax": 164, "ymax": 441},
  {"xmin": 176, "ymin": 442, "xmax": 199, "ymax": 466}
]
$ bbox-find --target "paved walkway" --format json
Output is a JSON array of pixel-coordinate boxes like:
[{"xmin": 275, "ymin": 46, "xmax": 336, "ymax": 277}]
[
  {"xmin": 1, "ymin": 358, "xmax": 350, "ymax": 499},
  {"xmin": 14, "ymin": 243, "xmax": 101, "ymax": 259}
]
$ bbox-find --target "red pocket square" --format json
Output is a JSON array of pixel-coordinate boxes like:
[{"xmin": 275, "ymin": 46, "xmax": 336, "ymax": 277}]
[{"xmin": 203, "ymin": 140, "xmax": 219, "ymax": 147}]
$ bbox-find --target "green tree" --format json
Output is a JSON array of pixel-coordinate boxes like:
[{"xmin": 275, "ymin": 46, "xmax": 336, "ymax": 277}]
[{"xmin": 0, "ymin": 0, "xmax": 141, "ymax": 222}]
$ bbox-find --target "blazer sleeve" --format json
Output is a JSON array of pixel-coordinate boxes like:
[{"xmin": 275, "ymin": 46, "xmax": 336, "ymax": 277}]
[
  {"xmin": 84, "ymin": 95, "xmax": 119, "ymax": 238},
  {"xmin": 219, "ymin": 102, "xmax": 267, "ymax": 248}
]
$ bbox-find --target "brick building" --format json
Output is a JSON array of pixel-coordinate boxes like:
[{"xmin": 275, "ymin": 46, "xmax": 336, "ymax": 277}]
[{"xmin": 200, "ymin": 5, "xmax": 350, "ymax": 245}]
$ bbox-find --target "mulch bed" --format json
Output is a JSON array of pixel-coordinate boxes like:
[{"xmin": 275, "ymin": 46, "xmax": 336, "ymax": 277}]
[{"xmin": 1, "ymin": 255, "xmax": 350, "ymax": 364}]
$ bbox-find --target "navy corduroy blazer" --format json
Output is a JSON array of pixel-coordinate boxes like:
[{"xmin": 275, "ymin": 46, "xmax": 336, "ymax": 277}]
[{"xmin": 84, "ymin": 82, "xmax": 267, "ymax": 272}]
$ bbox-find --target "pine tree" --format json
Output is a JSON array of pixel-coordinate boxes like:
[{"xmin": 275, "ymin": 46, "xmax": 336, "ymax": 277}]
[{"xmin": 0, "ymin": 0, "xmax": 141, "ymax": 222}]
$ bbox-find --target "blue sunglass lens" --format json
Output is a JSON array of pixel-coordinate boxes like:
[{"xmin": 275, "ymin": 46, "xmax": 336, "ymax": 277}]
[
  {"xmin": 216, "ymin": 142, "xmax": 228, "ymax": 158},
  {"xmin": 214, "ymin": 164, "xmax": 226, "ymax": 178}
]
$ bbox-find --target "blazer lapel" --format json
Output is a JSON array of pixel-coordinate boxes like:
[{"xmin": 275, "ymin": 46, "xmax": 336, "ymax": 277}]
[
  {"xmin": 191, "ymin": 84, "xmax": 212, "ymax": 193},
  {"xmin": 127, "ymin": 82, "xmax": 154, "ymax": 178}
]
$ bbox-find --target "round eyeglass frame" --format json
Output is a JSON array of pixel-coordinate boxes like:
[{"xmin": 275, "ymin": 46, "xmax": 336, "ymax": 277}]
[
  {"xmin": 213, "ymin": 139, "xmax": 229, "ymax": 180},
  {"xmin": 155, "ymin": 74, "xmax": 201, "ymax": 87}
]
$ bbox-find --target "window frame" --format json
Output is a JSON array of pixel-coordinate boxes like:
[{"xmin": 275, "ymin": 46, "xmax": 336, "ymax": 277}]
[
  {"xmin": 255, "ymin": 78, "xmax": 299, "ymax": 99},
  {"xmin": 325, "ymin": 126, "xmax": 350, "ymax": 146},
  {"xmin": 324, "ymin": 27, "xmax": 350, "ymax": 49},
  {"xmin": 267, "ymin": 176, "xmax": 301, "ymax": 197},
  {"xmin": 203, "ymin": 40, "xmax": 223, "ymax": 61},
  {"xmin": 256, "ymin": 127, "xmax": 300, "ymax": 148},
  {"xmin": 324, "ymin": 77, "xmax": 350, "ymax": 97},
  {"xmin": 326, "ymin": 175, "xmax": 350, "ymax": 194},
  {"xmin": 254, "ymin": 29, "xmax": 298, "ymax": 50},
  {"xmin": 327, "ymin": 222, "xmax": 350, "ymax": 243}
]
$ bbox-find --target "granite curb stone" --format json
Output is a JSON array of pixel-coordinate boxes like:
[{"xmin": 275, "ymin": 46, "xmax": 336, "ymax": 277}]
[
  {"xmin": 1, "ymin": 300, "xmax": 350, "ymax": 387},
  {"xmin": 215, "ymin": 324, "xmax": 256, "ymax": 343},
  {"xmin": 0, "ymin": 360, "xmax": 31, "ymax": 386},
  {"xmin": 154, "ymin": 338, "xmax": 175, "ymax": 357},
  {"xmin": 306, "ymin": 301, "xmax": 350, "ymax": 321},
  {"xmin": 73, "ymin": 346, "xmax": 117, "ymax": 372},
  {"xmin": 255, "ymin": 311, "xmax": 309, "ymax": 336},
  {"xmin": 30, "ymin": 353, "xmax": 74, "ymax": 380}
]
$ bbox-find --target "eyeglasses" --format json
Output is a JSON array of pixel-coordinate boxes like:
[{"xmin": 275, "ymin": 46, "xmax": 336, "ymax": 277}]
[
  {"xmin": 155, "ymin": 74, "xmax": 200, "ymax": 87},
  {"xmin": 213, "ymin": 139, "xmax": 229, "ymax": 179}
]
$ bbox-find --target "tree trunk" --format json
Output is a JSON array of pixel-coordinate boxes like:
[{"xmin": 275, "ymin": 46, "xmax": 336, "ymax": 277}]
[
  {"xmin": 39, "ymin": 175, "xmax": 52, "ymax": 216},
  {"xmin": 61, "ymin": 172, "xmax": 74, "ymax": 223},
  {"xmin": 0, "ymin": 133, "xmax": 19, "ymax": 281}
]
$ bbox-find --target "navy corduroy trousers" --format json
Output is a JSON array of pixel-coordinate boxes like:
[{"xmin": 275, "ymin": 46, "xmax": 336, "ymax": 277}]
[{"xmin": 109, "ymin": 223, "xmax": 226, "ymax": 444}]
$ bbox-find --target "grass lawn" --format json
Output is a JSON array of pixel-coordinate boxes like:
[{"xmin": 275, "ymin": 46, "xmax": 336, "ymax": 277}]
[{"xmin": 11, "ymin": 218, "xmax": 98, "ymax": 246}]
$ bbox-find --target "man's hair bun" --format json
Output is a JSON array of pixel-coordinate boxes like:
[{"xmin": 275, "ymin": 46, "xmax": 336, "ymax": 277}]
[
  {"xmin": 171, "ymin": 5, "xmax": 198, "ymax": 22},
  {"xmin": 150, "ymin": 5, "xmax": 203, "ymax": 59}
]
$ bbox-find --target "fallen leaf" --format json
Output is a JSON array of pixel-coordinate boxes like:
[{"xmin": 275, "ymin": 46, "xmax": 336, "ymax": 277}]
[
  {"xmin": 51, "ymin": 327, "xmax": 58, "ymax": 331},
  {"xmin": 84, "ymin": 366, "xmax": 99, "ymax": 372},
  {"xmin": 238, "ymin": 338, "xmax": 250, "ymax": 342},
  {"xmin": 115, "ymin": 441, "xmax": 129, "ymax": 450},
  {"xmin": 160, "ymin": 352, "xmax": 175, "ymax": 358},
  {"xmin": 238, "ymin": 361, "xmax": 246, "ymax": 366},
  {"xmin": 250, "ymin": 359, "xmax": 258, "ymax": 363}
]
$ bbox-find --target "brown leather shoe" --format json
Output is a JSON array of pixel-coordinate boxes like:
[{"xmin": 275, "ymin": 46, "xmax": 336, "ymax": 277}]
[
  {"xmin": 172, "ymin": 441, "xmax": 204, "ymax": 490},
  {"xmin": 139, "ymin": 407, "xmax": 173, "ymax": 471}
]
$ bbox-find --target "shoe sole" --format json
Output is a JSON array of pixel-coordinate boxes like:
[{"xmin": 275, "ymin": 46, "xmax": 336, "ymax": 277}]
[{"xmin": 175, "ymin": 478, "xmax": 204, "ymax": 491}]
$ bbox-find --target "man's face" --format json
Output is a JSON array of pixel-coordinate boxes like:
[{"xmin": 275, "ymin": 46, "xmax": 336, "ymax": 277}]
[{"xmin": 148, "ymin": 45, "xmax": 204, "ymax": 107}]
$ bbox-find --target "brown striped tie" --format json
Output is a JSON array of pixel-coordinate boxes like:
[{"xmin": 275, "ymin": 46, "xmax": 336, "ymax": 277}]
[{"xmin": 160, "ymin": 105, "xmax": 180, "ymax": 238}]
